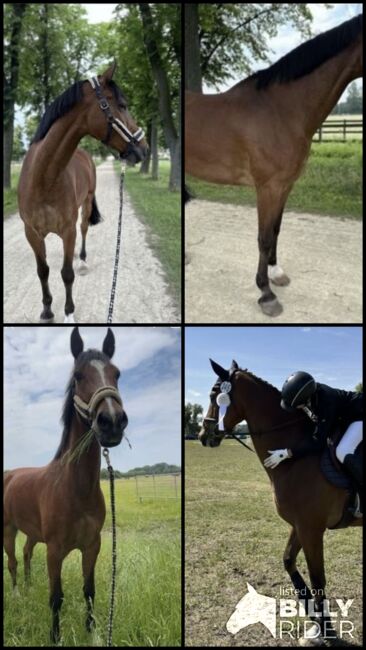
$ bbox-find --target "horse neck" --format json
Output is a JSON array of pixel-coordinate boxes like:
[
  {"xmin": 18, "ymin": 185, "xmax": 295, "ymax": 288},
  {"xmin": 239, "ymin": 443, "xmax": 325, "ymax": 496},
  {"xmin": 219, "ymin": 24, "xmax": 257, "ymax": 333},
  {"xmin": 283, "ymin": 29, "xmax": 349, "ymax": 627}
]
[
  {"xmin": 59, "ymin": 416, "xmax": 102, "ymax": 499},
  {"xmin": 273, "ymin": 41, "xmax": 361, "ymax": 137},
  {"xmin": 30, "ymin": 107, "xmax": 87, "ymax": 187},
  {"xmin": 237, "ymin": 376, "xmax": 309, "ymax": 463}
]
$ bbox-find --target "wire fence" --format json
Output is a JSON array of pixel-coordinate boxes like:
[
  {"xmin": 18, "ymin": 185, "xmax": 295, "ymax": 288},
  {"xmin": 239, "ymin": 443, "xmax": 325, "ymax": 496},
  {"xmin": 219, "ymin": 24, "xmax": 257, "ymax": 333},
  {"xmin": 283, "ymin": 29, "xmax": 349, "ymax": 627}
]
[{"xmin": 134, "ymin": 473, "xmax": 181, "ymax": 502}]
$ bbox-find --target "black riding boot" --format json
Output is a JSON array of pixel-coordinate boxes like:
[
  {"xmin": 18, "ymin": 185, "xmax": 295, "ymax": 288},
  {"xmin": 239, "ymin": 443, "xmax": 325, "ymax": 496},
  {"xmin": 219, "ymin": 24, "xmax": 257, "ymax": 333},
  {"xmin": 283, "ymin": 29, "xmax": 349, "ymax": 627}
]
[{"xmin": 343, "ymin": 453, "xmax": 363, "ymax": 516}]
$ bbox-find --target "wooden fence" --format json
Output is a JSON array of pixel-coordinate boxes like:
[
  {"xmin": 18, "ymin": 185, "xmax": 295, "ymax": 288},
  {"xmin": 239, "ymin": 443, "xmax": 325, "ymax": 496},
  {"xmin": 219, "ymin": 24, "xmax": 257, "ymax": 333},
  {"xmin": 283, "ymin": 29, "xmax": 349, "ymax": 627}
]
[{"xmin": 314, "ymin": 118, "xmax": 363, "ymax": 142}]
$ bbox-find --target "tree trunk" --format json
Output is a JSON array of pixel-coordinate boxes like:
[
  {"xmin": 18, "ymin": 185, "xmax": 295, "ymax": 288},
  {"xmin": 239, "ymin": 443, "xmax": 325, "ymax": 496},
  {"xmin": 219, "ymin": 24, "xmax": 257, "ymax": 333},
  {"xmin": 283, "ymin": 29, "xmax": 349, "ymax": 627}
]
[{"xmin": 185, "ymin": 4, "xmax": 202, "ymax": 92}]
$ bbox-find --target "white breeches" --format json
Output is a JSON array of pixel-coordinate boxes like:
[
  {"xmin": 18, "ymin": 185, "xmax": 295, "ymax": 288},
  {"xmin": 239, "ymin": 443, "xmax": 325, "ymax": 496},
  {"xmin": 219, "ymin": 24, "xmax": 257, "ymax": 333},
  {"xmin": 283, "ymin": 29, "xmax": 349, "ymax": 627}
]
[{"xmin": 336, "ymin": 421, "xmax": 363, "ymax": 463}]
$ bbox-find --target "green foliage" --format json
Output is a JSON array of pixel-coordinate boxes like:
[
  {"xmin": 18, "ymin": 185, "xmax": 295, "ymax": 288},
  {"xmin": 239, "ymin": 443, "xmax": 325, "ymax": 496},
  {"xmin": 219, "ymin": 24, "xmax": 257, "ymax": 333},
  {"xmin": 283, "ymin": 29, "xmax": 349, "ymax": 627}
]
[
  {"xmin": 197, "ymin": 3, "xmax": 314, "ymax": 88},
  {"xmin": 101, "ymin": 462, "xmax": 181, "ymax": 480},
  {"xmin": 185, "ymin": 403, "xmax": 203, "ymax": 438}
]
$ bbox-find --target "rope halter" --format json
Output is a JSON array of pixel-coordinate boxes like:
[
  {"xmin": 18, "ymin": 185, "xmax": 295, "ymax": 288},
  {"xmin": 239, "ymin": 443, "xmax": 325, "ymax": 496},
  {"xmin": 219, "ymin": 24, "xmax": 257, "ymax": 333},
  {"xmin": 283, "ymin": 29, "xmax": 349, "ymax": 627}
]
[{"xmin": 74, "ymin": 386, "xmax": 122, "ymax": 424}]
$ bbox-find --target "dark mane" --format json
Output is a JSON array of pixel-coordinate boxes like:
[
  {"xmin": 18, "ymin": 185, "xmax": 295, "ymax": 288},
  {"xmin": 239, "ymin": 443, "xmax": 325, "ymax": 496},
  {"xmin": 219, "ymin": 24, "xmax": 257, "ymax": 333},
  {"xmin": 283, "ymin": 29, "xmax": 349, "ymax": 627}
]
[
  {"xmin": 32, "ymin": 78, "xmax": 127, "ymax": 143},
  {"xmin": 53, "ymin": 349, "xmax": 111, "ymax": 460},
  {"xmin": 239, "ymin": 368, "xmax": 281, "ymax": 395},
  {"xmin": 248, "ymin": 14, "xmax": 362, "ymax": 90}
]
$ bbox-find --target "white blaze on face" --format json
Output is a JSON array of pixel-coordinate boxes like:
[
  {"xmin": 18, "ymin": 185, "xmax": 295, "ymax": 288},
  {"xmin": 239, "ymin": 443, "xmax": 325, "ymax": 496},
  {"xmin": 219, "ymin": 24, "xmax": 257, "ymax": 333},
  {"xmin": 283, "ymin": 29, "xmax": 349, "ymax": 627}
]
[{"xmin": 90, "ymin": 360, "xmax": 115, "ymax": 418}]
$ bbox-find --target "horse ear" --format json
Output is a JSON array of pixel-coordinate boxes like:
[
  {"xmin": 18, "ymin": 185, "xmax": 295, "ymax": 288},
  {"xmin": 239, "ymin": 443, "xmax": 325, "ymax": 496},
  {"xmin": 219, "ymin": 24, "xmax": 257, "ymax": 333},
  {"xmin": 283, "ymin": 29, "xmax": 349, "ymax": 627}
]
[
  {"xmin": 101, "ymin": 60, "xmax": 117, "ymax": 82},
  {"xmin": 231, "ymin": 360, "xmax": 239, "ymax": 370},
  {"xmin": 71, "ymin": 327, "xmax": 84, "ymax": 360},
  {"xmin": 209, "ymin": 359, "xmax": 230, "ymax": 381},
  {"xmin": 103, "ymin": 328, "xmax": 115, "ymax": 359}
]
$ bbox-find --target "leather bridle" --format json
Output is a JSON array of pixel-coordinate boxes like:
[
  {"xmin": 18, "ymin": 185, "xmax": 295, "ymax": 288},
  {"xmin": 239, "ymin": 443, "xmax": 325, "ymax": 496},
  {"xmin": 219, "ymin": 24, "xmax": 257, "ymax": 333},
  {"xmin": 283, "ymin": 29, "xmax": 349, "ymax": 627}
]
[
  {"xmin": 74, "ymin": 385, "xmax": 122, "ymax": 425},
  {"xmin": 88, "ymin": 76, "xmax": 145, "ymax": 157}
]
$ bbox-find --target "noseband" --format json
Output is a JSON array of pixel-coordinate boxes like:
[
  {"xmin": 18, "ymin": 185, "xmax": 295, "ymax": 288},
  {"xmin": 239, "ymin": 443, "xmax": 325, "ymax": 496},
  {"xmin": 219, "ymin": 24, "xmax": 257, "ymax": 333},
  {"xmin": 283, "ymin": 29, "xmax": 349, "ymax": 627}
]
[
  {"xmin": 88, "ymin": 77, "xmax": 145, "ymax": 156},
  {"xmin": 74, "ymin": 385, "xmax": 122, "ymax": 424}
]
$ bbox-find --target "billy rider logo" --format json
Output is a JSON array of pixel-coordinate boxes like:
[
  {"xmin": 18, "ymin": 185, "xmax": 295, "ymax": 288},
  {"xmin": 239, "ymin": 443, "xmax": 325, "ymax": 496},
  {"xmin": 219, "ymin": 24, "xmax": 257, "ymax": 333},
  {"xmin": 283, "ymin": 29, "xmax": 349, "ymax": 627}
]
[{"xmin": 226, "ymin": 583, "xmax": 354, "ymax": 642}]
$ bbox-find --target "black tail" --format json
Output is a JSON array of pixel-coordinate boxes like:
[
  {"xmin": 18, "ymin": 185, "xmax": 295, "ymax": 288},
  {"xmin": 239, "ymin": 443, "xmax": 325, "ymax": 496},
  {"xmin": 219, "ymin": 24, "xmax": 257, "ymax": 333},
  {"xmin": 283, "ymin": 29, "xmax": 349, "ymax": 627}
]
[
  {"xmin": 184, "ymin": 185, "xmax": 194, "ymax": 204},
  {"xmin": 89, "ymin": 195, "xmax": 103, "ymax": 225}
]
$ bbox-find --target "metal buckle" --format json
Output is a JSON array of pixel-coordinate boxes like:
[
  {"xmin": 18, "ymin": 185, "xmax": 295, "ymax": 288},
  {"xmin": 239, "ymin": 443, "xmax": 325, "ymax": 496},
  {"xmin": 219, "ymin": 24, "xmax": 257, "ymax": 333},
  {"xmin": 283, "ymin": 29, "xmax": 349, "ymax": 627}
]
[{"xmin": 99, "ymin": 98, "xmax": 109, "ymax": 110}]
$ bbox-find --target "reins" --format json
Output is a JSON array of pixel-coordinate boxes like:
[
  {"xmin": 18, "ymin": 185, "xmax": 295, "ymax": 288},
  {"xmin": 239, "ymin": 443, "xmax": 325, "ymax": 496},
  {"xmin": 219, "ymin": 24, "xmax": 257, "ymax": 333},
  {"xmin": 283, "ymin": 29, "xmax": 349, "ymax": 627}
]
[{"xmin": 107, "ymin": 162, "xmax": 126, "ymax": 324}]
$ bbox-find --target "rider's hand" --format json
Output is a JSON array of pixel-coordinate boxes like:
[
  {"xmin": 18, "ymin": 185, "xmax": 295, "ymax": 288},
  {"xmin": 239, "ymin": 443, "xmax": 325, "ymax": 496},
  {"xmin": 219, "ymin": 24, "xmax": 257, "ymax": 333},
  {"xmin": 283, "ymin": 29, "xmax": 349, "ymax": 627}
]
[{"xmin": 264, "ymin": 449, "xmax": 290, "ymax": 469}]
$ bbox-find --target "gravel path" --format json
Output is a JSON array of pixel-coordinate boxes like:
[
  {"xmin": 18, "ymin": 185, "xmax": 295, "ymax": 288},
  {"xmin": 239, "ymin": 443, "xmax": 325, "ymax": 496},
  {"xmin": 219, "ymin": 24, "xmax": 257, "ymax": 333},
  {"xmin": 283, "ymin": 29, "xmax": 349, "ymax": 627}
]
[
  {"xmin": 185, "ymin": 200, "xmax": 362, "ymax": 323},
  {"xmin": 5, "ymin": 161, "xmax": 179, "ymax": 324}
]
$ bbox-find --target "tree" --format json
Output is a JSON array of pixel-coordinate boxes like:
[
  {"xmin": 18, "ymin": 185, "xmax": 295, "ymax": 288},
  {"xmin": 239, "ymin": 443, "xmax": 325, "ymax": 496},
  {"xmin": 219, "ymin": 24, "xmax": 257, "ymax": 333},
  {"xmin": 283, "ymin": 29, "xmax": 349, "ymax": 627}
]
[
  {"xmin": 355, "ymin": 382, "xmax": 362, "ymax": 393},
  {"xmin": 4, "ymin": 3, "xmax": 27, "ymax": 187},
  {"xmin": 139, "ymin": 3, "xmax": 181, "ymax": 190},
  {"xmin": 185, "ymin": 403, "xmax": 203, "ymax": 439},
  {"xmin": 185, "ymin": 4, "xmax": 316, "ymax": 92}
]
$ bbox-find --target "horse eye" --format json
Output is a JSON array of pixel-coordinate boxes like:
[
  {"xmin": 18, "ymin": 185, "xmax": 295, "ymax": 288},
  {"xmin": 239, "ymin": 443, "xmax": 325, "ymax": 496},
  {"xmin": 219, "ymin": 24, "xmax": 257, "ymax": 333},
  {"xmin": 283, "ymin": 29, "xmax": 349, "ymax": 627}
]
[
  {"xmin": 119, "ymin": 103, "xmax": 126, "ymax": 110},
  {"xmin": 74, "ymin": 371, "xmax": 83, "ymax": 382},
  {"xmin": 115, "ymin": 370, "xmax": 121, "ymax": 381}
]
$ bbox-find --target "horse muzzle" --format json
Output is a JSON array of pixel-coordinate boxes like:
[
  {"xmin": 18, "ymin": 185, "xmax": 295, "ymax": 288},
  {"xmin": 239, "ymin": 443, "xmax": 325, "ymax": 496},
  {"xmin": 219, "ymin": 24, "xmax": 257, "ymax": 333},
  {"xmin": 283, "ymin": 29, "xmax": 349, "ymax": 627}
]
[{"xmin": 96, "ymin": 410, "xmax": 128, "ymax": 448}]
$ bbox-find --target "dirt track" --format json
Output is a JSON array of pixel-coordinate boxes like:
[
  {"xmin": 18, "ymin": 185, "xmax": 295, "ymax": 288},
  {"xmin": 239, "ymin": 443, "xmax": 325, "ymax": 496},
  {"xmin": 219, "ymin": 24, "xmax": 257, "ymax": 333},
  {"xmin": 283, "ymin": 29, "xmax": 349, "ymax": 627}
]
[
  {"xmin": 4, "ymin": 161, "xmax": 178, "ymax": 324},
  {"xmin": 185, "ymin": 200, "xmax": 362, "ymax": 323}
]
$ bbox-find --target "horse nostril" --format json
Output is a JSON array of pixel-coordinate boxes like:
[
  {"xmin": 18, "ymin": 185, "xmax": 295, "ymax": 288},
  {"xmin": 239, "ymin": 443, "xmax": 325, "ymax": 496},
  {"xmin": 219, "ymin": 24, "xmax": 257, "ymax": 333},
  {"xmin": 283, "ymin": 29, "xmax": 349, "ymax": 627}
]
[
  {"xmin": 116, "ymin": 412, "xmax": 128, "ymax": 431},
  {"xmin": 97, "ymin": 412, "xmax": 113, "ymax": 431}
]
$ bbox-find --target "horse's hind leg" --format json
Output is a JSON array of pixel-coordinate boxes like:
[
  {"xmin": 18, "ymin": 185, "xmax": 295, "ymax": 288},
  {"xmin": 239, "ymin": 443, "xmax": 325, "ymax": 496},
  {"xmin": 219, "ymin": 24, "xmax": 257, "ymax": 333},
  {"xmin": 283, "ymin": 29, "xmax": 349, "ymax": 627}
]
[
  {"xmin": 24, "ymin": 224, "xmax": 54, "ymax": 322},
  {"xmin": 61, "ymin": 225, "xmax": 76, "ymax": 323},
  {"xmin": 4, "ymin": 524, "xmax": 18, "ymax": 589},
  {"xmin": 24, "ymin": 537, "xmax": 37, "ymax": 584}
]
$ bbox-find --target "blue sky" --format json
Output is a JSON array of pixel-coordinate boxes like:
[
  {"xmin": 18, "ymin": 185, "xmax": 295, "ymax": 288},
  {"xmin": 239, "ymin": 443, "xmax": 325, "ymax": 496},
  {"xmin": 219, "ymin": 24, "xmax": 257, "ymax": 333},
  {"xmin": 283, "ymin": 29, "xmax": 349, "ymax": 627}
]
[
  {"xmin": 4, "ymin": 327, "xmax": 181, "ymax": 471},
  {"xmin": 185, "ymin": 327, "xmax": 362, "ymax": 410},
  {"xmin": 205, "ymin": 3, "xmax": 363, "ymax": 94}
]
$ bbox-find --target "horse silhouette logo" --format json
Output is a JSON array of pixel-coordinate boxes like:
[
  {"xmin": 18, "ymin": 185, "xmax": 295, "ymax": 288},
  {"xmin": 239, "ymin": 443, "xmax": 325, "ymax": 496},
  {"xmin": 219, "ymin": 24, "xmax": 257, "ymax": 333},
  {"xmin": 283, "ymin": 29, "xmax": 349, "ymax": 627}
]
[{"xmin": 226, "ymin": 583, "xmax": 276, "ymax": 637}]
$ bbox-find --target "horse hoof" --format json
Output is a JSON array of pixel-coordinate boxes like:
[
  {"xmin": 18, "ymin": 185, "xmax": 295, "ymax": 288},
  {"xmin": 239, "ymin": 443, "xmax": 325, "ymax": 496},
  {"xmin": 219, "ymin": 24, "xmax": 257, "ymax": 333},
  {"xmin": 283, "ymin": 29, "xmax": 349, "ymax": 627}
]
[
  {"xmin": 64, "ymin": 314, "xmax": 76, "ymax": 323},
  {"xmin": 258, "ymin": 297, "xmax": 283, "ymax": 317},
  {"xmin": 78, "ymin": 260, "xmax": 88, "ymax": 275},
  {"xmin": 40, "ymin": 314, "xmax": 55, "ymax": 323},
  {"xmin": 269, "ymin": 265, "xmax": 290, "ymax": 286}
]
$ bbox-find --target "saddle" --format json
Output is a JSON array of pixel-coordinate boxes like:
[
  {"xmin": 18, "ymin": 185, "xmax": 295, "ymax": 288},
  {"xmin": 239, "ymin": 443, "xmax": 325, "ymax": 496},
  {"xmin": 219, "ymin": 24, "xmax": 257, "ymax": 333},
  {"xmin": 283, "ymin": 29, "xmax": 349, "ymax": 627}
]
[{"xmin": 320, "ymin": 426, "xmax": 362, "ymax": 529}]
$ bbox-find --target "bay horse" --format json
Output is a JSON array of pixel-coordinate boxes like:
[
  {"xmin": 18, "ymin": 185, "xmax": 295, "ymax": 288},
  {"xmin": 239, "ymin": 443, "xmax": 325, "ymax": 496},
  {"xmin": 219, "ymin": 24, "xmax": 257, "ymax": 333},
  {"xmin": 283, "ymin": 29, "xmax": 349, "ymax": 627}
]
[
  {"xmin": 185, "ymin": 15, "xmax": 363, "ymax": 316},
  {"xmin": 199, "ymin": 359, "xmax": 362, "ymax": 646},
  {"xmin": 18, "ymin": 62, "xmax": 147, "ymax": 323},
  {"xmin": 4, "ymin": 327, "xmax": 128, "ymax": 643}
]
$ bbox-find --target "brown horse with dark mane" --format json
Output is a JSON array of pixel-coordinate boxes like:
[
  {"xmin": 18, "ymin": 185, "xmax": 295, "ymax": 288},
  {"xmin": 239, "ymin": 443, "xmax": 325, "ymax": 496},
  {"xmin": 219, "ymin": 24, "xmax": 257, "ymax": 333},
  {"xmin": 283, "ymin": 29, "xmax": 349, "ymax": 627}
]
[
  {"xmin": 4, "ymin": 327, "xmax": 128, "ymax": 643},
  {"xmin": 18, "ymin": 62, "xmax": 147, "ymax": 323},
  {"xmin": 185, "ymin": 15, "xmax": 363, "ymax": 316},
  {"xmin": 199, "ymin": 359, "xmax": 362, "ymax": 646}
]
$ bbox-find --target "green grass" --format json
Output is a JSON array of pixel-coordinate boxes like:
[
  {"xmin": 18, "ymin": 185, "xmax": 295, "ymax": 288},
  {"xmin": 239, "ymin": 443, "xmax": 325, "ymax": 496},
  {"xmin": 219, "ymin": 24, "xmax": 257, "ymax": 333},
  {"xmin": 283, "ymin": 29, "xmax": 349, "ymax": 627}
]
[
  {"xmin": 186, "ymin": 141, "xmax": 362, "ymax": 219},
  {"xmin": 4, "ymin": 477, "xmax": 181, "ymax": 647},
  {"xmin": 120, "ymin": 161, "xmax": 181, "ymax": 310},
  {"xmin": 185, "ymin": 441, "xmax": 362, "ymax": 647},
  {"xmin": 4, "ymin": 167, "xmax": 21, "ymax": 218}
]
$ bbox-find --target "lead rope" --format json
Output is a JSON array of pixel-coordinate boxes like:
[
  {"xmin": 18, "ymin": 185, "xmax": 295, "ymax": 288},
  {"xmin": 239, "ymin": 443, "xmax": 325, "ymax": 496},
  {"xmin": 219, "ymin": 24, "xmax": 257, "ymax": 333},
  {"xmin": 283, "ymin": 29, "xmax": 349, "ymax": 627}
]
[
  {"xmin": 107, "ymin": 161, "xmax": 126, "ymax": 324},
  {"xmin": 103, "ymin": 448, "xmax": 116, "ymax": 647}
]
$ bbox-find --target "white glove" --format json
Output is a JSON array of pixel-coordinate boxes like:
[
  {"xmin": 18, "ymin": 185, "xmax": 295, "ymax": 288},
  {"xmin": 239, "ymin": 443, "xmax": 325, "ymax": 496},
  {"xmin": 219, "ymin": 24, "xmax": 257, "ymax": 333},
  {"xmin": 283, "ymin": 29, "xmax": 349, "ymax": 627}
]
[{"xmin": 264, "ymin": 449, "xmax": 290, "ymax": 469}]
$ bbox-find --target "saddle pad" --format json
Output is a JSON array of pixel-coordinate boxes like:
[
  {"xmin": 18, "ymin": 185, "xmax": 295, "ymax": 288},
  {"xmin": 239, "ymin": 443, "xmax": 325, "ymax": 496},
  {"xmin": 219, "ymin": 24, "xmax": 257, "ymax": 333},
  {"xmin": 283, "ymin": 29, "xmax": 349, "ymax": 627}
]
[{"xmin": 320, "ymin": 448, "xmax": 352, "ymax": 490}]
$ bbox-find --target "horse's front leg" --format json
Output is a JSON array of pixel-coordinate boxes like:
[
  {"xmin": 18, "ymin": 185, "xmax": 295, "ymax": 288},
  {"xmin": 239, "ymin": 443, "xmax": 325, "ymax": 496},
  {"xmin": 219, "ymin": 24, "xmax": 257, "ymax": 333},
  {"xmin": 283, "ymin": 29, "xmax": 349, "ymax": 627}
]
[
  {"xmin": 255, "ymin": 184, "xmax": 290, "ymax": 316},
  {"xmin": 47, "ymin": 543, "xmax": 64, "ymax": 644},
  {"xmin": 298, "ymin": 527, "xmax": 337, "ymax": 646},
  {"xmin": 61, "ymin": 225, "xmax": 76, "ymax": 323},
  {"xmin": 268, "ymin": 208, "xmax": 291, "ymax": 287},
  {"xmin": 82, "ymin": 536, "xmax": 101, "ymax": 633},
  {"xmin": 24, "ymin": 225, "xmax": 54, "ymax": 322}
]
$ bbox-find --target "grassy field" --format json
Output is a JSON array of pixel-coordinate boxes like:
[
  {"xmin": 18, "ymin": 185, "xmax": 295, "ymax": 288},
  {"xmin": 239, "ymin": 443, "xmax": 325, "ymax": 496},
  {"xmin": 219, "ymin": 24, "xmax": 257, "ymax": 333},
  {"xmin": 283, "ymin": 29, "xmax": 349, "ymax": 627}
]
[
  {"xmin": 186, "ymin": 141, "xmax": 362, "ymax": 219},
  {"xmin": 4, "ymin": 476, "xmax": 181, "ymax": 647},
  {"xmin": 185, "ymin": 441, "xmax": 362, "ymax": 647},
  {"xmin": 120, "ymin": 160, "xmax": 181, "ymax": 310}
]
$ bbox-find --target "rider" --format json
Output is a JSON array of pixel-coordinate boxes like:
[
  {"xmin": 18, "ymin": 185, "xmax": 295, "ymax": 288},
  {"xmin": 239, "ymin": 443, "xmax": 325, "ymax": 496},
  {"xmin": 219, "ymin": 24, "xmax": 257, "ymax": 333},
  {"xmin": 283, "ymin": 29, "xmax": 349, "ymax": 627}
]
[{"xmin": 264, "ymin": 371, "xmax": 363, "ymax": 512}]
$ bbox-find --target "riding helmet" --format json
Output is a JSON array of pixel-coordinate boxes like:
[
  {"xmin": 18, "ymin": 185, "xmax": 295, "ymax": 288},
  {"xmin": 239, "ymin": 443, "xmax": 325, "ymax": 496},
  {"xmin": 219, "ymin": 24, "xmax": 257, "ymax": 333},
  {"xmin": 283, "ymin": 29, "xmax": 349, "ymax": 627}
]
[{"xmin": 280, "ymin": 371, "xmax": 317, "ymax": 411}]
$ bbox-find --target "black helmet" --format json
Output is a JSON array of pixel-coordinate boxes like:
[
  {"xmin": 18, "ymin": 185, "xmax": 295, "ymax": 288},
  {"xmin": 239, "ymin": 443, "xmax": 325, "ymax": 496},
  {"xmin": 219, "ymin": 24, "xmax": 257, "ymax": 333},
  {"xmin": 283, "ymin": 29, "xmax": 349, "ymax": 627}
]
[{"xmin": 281, "ymin": 371, "xmax": 317, "ymax": 411}]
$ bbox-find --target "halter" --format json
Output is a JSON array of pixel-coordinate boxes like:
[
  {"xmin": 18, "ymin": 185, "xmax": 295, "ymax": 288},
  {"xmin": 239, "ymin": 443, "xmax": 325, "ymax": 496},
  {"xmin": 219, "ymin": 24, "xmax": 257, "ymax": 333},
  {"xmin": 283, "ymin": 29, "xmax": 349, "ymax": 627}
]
[
  {"xmin": 74, "ymin": 385, "xmax": 122, "ymax": 424},
  {"xmin": 88, "ymin": 77, "xmax": 145, "ymax": 155}
]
